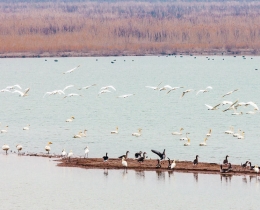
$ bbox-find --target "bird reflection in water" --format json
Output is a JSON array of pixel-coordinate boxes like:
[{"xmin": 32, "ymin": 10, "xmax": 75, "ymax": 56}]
[
  {"xmin": 122, "ymin": 168, "xmax": 128, "ymax": 178},
  {"xmin": 220, "ymin": 174, "xmax": 232, "ymax": 183},
  {"xmin": 103, "ymin": 168, "xmax": 108, "ymax": 176},
  {"xmin": 168, "ymin": 170, "xmax": 174, "ymax": 178},
  {"xmin": 135, "ymin": 170, "xmax": 145, "ymax": 179},
  {"xmin": 242, "ymin": 176, "xmax": 247, "ymax": 184},
  {"xmin": 249, "ymin": 175, "xmax": 260, "ymax": 183},
  {"xmin": 193, "ymin": 173, "xmax": 198, "ymax": 182},
  {"xmin": 156, "ymin": 171, "xmax": 165, "ymax": 180}
]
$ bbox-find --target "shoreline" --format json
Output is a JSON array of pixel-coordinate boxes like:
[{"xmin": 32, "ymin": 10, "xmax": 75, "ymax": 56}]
[{"xmin": 0, "ymin": 49, "xmax": 259, "ymax": 58}]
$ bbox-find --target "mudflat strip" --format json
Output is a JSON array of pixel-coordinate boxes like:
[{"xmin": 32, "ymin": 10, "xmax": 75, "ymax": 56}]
[{"xmin": 56, "ymin": 158, "xmax": 257, "ymax": 176}]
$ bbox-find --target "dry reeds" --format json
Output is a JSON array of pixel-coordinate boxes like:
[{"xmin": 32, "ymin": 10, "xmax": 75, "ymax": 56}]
[{"xmin": 0, "ymin": 1, "xmax": 260, "ymax": 55}]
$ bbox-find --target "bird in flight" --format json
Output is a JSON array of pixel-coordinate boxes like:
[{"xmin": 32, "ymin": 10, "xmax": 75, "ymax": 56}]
[{"xmin": 63, "ymin": 65, "xmax": 80, "ymax": 74}]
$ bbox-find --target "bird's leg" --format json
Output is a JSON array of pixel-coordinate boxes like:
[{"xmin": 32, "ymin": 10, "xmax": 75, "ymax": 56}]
[{"xmin": 6, "ymin": 150, "xmax": 7, "ymax": 155}]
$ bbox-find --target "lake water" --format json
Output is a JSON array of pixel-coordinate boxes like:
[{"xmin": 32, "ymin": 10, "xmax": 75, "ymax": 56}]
[
  {"xmin": 1, "ymin": 154, "xmax": 260, "ymax": 209},
  {"xmin": 1, "ymin": 55, "xmax": 260, "ymax": 209},
  {"xmin": 0, "ymin": 55, "xmax": 260, "ymax": 165}
]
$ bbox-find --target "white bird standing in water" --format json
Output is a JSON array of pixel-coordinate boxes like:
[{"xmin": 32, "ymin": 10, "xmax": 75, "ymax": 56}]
[
  {"xmin": 16, "ymin": 144, "xmax": 23, "ymax": 154},
  {"xmin": 184, "ymin": 138, "xmax": 191, "ymax": 146},
  {"xmin": 45, "ymin": 142, "xmax": 52, "ymax": 154},
  {"xmin": 199, "ymin": 138, "xmax": 208, "ymax": 146},
  {"xmin": 66, "ymin": 116, "xmax": 75, "ymax": 122},
  {"xmin": 122, "ymin": 157, "xmax": 127, "ymax": 168},
  {"xmin": 63, "ymin": 65, "xmax": 80, "ymax": 74},
  {"xmin": 80, "ymin": 129, "xmax": 87, "ymax": 137},
  {"xmin": 253, "ymin": 165, "xmax": 259, "ymax": 174},
  {"xmin": 68, "ymin": 150, "xmax": 73, "ymax": 162},
  {"xmin": 84, "ymin": 146, "xmax": 89, "ymax": 158},
  {"xmin": 2, "ymin": 144, "xmax": 10, "ymax": 154},
  {"xmin": 1, "ymin": 126, "xmax": 8, "ymax": 133},
  {"xmin": 23, "ymin": 124, "xmax": 30, "ymax": 130},
  {"xmin": 111, "ymin": 127, "xmax": 119, "ymax": 134},
  {"xmin": 225, "ymin": 126, "xmax": 234, "ymax": 134},
  {"xmin": 172, "ymin": 128, "xmax": 184, "ymax": 135},
  {"xmin": 132, "ymin": 128, "xmax": 142, "ymax": 137},
  {"xmin": 61, "ymin": 149, "xmax": 67, "ymax": 157}
]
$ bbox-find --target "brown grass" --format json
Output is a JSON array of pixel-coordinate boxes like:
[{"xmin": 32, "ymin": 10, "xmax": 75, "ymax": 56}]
[{"xmin": 1, "ymin": 1, "xmax": 260, "ymax": 56}]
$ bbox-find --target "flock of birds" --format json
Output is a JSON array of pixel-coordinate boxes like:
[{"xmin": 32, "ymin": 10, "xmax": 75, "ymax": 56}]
[{"xmin": 1, "ymin": 61, "xmax": 259, "ymax": 176}]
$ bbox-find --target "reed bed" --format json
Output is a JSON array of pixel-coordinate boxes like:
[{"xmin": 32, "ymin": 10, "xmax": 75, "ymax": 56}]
[{"xmin": 1, "ymin": 1, "xmax": 260, "ymax": 55}]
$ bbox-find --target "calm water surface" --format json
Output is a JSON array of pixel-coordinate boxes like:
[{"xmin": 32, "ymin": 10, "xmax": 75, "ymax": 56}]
[
  {"xmin": 0, "ymin": 55, "xmax": 260, "ymax": 164},
  {"xmin": 1, "ymin": 154, "xmax": 260, "ymax": 209}
]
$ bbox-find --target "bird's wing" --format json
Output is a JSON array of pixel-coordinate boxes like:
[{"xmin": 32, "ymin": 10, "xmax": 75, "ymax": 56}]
[
  {"xmin": 14, "ymin": 84, "xmax": 22, "ymax": 89},
  {"xmin": 181, "ymin": 92, "xmax": 186, "ymax": 98},
  {"xmin": 196, "ymin": 90, "xmax": 204, "ymax": 95},
  {"xmin": 43, "ymin": 92, "xmax": 52, "ymax": 98},
  {"xmin": 156, "ymin": 82, "xmax": 162, "ymax": 88},
  {"xmin": 205, "ymin": 104, "xmax": 213, "ymax": 109},
  {"xmin": 151, "ymin": 149, "xmax": 162, "ymax": 157},
  {"xmin": 229, "ymin": 99, "xmax": 238, "ymax": 108},
  {"xmin": 63, "ymin": 85, "xmax": 74, "ymax": 92},
  {"xmin": 145, "ymin": 86, "xmax": 156, "ymax": 89},
  {"xmin": 108, "ymin": 86, "xmax": 116, "ymax": 91},
  {"xmin": 206, "ymin": 86, "xmax": 213, "ymax": 89},
  {"xmin": 163, "ymin": 85, "xmax": 173, "ymax": 89},
  {"xmin": 12, "ymin": 90, "xmax": 23, "ymax": 96},
  {"xmin": 212, "ymin": 103, "xmax": 221, "ymax": 109},
  {"xmin": 247, "ymin": 101, "xmax": 259, "ymax": 110},
  {"xmin": 24, "ymin": 88, "xmax": 30, "ymax": 95}
]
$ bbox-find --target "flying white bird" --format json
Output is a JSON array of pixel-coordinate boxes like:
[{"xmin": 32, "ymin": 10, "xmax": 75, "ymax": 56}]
[
  {"xmin": 222, "ymin": 89, "xmax": 238, "ymax": 97},
  {"xmin": 196, "ymin": 86, "xmax": 213, "ymax": 95},
  {"xmin": 13, "ymin": 88, "xmax": 30, "ymax": 97},
  {"xmin": 5, "ymin": 84, "xmax": 22, "ymax": 90},
  {"xmin": 100, "ymin": 86, "xmax": 116, "ymax": 91},
  {"xmin": 181, "ymin": 89, "xmax": 194, "ymax": 98},
  {"xmin": 167, "ymin": 86, "xmax": 184, "ymax": 94},
  {"xmin": 63, "ymin": 65, "xmax": 80, "ymax": 74},
  {"xmin": 63, "ymin": 85, "xmax": 74, "ymax": 92},
  {"xmin": 78, "ymin": 84, "xmax": 96, "ymax": 90},
  {"xmin": 117, "ymin": 94, "xmax": 135, "ymax": 98},
  {"xmin": 64, "ymin": 93, "xmax": 82, "ymax": 98},
  {"xmin": 205, "ymin": 103, "xmax": 220, "ymax": 110},
  {"xmin": 98, "ymin": 90, "xmax": 111, "ymax": 95},
  {"xmin": 0, "ymin": 89, "xmax": 12, "ymax": 93},
  {"xmin": 245, "ymin": 101, "xmax": 259, "ymax": 110},
  {"xmin": 145, "ymin": 82, "xmax": 162, "ymax": 90},
  {"xmin": 221, "ymin": 101, "xmax": 233, "ymax": 106}
]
